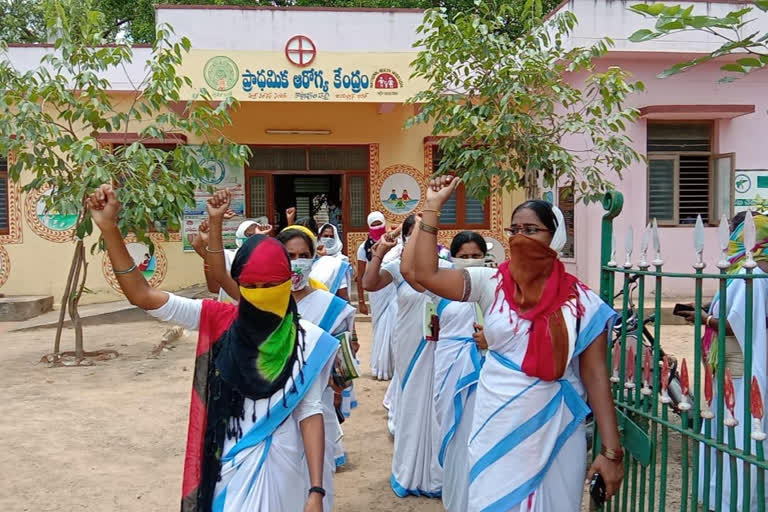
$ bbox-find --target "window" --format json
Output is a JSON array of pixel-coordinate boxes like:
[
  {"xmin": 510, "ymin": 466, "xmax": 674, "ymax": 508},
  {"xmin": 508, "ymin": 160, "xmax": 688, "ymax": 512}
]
[
  {"xmin": 432, "ymin": 148, "xmax": 490, "ymax": 229},
  {"xmin": 0, "ymin": 155, "xmax": 8, "ymax": 235},
  {"xmin": 647, "ymin": 122, "xmax": 733, "ymax": 225}
]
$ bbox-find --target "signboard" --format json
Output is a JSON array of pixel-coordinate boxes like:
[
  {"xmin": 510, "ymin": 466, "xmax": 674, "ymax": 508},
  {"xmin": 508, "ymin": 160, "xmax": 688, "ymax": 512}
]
[
  {"xmin": 734, "ymin": 169, "xmax": 768, "ymax": 213},
  {"xmin": 180, "ymin": 49, "xmax": 426, "ymax": 103},
  {"xmin": 181, "ymin": 148, "xmax": 246, "ymax": 252}
]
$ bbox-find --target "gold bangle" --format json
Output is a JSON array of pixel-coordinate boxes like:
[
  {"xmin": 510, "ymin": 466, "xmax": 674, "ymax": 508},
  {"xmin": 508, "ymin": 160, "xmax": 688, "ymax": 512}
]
[
  {"xmin": 601, "ymin": 446, "xmax": 624, "ymax": 463},
  {"xmin": 420, "ymin": 221, "xmax": 439, "ymax": 235},
  {"xmin": 422, "ymin": 208, "xmax": 442, "ymax": 218},
  {"xmin": 706, "ymin": 315, "xmax": 713, "ymax": 328}
]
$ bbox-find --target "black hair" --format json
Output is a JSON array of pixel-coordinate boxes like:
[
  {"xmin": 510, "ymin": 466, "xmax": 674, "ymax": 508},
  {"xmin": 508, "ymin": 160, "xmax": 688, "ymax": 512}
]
[
  {"xmin": 295, "ymin": 216, "xmax": 318, "ymax": 235},
  {"xmin": 276, "ymin": 228, "xmax": 315, "ymax": 257},
  {"xmin": 318, "ymin": 223, "xmax": 335, "ymax": 238},
  {"xmin": 512, "ymin": 200, "xmax": 558, "ymax": 232},
  {"xmin": 402, "ymin": 214, "xmax": 416, "ymax": 241},
  {"xmin": 450, "ymin": 231, "xmax": 488, "ymax": 257}
]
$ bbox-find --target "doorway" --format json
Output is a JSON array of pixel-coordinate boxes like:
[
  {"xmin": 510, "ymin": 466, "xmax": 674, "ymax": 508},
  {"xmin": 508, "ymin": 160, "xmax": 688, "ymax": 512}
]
[{"xmin": 273, "ymin": 174, "xmax": 343, "ymax": 233}]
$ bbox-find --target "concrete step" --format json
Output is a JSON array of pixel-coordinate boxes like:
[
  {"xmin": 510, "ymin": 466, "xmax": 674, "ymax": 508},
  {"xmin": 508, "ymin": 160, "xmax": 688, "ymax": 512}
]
[
  {"xmin": 0, "ymin": 295, "xmax": 54, "ymax": 322},
  {"xmin": 8, "ymin": 285, "xmax": 210, "ymax": 332}
]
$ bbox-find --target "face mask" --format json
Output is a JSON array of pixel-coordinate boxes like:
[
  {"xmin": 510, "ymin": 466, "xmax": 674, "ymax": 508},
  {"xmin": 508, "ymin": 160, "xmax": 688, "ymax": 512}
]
[
  {"xmin": 452, "ymin": 257, "xmax": 486, "ymax": 269},
  {"xmin": 369, "ymin": 225, "xmax": 386, "ymax": 241},
  {"xmin": 320, "ymin": 237, "xmax": 340, "ymax": 255},
  {"xmin": 239, "ymin": 281, "xmax": 291, "ymax": 317},
  {"xmin": 290, "ymin": 258, "xmax": 314, "ymax": 291},
  {"xmin": 507, "ymin": 234, "xmax": 558, "ymax": 308}
]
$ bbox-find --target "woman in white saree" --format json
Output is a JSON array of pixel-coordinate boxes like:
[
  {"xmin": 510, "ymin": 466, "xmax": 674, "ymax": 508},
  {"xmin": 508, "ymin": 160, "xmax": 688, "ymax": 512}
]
[
  {"xmin": 410, "ymin": 176, "xmax": 625, "ymax": 512},
  {"xmin": 87, "ymin": 186, "xmax": 332, "ymax": 512},
  {"xmin": 364, "ymin": 215, "xmax": 443, "ymax": 498}
]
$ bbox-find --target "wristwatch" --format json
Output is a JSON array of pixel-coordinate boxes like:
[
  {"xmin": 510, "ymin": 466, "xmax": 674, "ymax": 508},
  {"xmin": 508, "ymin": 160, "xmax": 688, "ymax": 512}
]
[{"xmin": 309, "ymin": 486, "xmax": 326, "ymax": 497}]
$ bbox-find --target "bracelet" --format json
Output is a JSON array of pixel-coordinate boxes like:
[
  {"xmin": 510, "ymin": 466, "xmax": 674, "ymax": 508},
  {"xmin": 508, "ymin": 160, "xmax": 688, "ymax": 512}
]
[
  {"xmin": 205, "ymin": 246, "xmax": 225, "ymax": 253},
  {"xmin": 706, "ymin": 315, "xmax": 713, "ymax": 328},
  {"xmin": 113, "ymin": 263, "xmax": 137, "ymax": 275},
  {"xmin": 422, "ymin": 208, "xmax": 442, "ymax": 218},
  {"xmin": 308, "ymin": 486, "xmax": 326, "ymax": 497},
  {"xmin": 419, "ymin": 221, "xmax": 439, "ymax": 235},
  {"xmin": 601, "ymin": 446, "xmax": 624, "ymax": 463}
]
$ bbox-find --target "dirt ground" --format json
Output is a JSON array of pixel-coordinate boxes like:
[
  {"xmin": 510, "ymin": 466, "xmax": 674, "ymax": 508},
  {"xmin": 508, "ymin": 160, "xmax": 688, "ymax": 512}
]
[{"xmin": 0, "ymin": 319, "xmax": 695, "ymax": 511}]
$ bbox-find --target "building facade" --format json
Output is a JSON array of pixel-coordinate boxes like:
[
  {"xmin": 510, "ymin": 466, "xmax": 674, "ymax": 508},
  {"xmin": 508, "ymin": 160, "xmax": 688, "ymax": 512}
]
[{"xmin": 0, "ymin": 6, "xmax": 519, "ymax": 301}]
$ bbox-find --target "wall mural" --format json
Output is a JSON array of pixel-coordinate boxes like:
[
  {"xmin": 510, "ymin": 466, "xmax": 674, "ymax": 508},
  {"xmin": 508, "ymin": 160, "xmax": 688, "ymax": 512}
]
[
  {"xmin": 102, "ymin": 236, "xmax": 168, "ymax": 293},
  {"xmin": 371, "ymin": 164, "xmax": 426, "ymax": 223},
  {"xmin": 0, "ymin": 246, "xmax": 9, "ymax": 288},
  {"xmin": 0, "ymin": 152, "xmax": 22, "ymax": 245},
  {"xmin": 24, "ymin": 185, "xmax": 77, "ymax": 243}
]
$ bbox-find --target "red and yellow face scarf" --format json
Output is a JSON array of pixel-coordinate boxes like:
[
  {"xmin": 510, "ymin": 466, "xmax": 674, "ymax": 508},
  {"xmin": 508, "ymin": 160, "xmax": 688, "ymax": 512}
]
[
  {"xmin": 186, "ymin": 235, "xmax": 304, "ymax": 511},
  {"xmin": 495, "ymin": 235, "xmax": 584, "ymax": 381}
]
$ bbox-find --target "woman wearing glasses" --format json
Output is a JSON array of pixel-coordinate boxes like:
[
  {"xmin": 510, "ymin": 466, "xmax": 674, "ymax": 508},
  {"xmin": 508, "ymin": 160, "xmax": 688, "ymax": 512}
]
[{"xmin": 409, "ymin": 176, "xmax": 624, "ymax": 511}]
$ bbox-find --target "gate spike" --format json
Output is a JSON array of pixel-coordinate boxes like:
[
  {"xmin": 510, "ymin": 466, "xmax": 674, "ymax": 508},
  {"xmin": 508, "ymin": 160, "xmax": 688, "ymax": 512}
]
[
  {"xmin": 639, "ymin": 223, "xmax": 651, "ymax": 269},
  {"xmin": 610, "ymin": 341, "xmax": 620, "ymax": 383},
  {"xmin": 717, "ymin": 213, "xmax": 731, "ymax": 269},
  {"xmin": 641, "ymin": 348, "xmax": 652, "ymax": 395},
  {"xmin": 608, "ymin": 232, "xmax": 617, "ymax": 267},
  {"xmin": 693, "ymin": 215, "xmax": 705, "ymax": 269},
  {"xmin": 660, "ymin": 356, "xmax": 671, "ymax": 404},
  {"xmin": 624, "ymin": 344, "xmax": 636, "ymax": 389},
  {"xmin": 744, "ymin": 210, "xmax": 757, "ymax": 269},
  {"xmin": 751, "ymin": 376, "xmax": 766, "ymax": 441},
  {"xmin": 623, "ymin": 225, "xmax": 634, "ymax": 269},
  {"xmin": 702, "ymin": 364, "xmax": 714, "ymax": 419},
  {"xmin": 678, "ymin": 358, "xmax": 692, "ymax": 410},
  {"xmin": 724, "ymin": 368, "xmax": 738, "ymax": 426},
  {"xmin": 652, "ymin": 218, "xmax": 663, "ymax": 266}
]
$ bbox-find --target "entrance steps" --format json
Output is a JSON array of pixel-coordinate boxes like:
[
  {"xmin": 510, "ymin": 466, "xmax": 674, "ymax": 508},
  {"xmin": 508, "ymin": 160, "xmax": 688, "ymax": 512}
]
[{"xmin": 0, "ymin": 295, "xmax": 54, "ymax": 322}]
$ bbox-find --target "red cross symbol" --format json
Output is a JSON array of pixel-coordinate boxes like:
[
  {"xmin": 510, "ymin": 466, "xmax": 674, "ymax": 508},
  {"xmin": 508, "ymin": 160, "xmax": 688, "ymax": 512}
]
[{"xmin": 285, "ymin": 35, "xmax": 317, "ymax": 67}]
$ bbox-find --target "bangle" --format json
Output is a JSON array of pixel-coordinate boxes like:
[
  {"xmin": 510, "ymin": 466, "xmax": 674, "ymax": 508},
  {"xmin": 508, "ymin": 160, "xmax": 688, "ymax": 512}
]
[
  {"xmin": 601, "ymin": 446, "xmax": 624, "ymax": 463},
  {"xmin": 422, "ymin": 208, "xmax": 442, "ymax": 218},
  {"xmin": 113, "ymin": 263, "xmax": 137, "ymax": 275},
  {"xmin": 420, "ymin": 221, "xmax": 439, "ymax": 235},
  {"xmin": 706, "ymin": 315, "xmax": 713, "ymax": 328},
  {"xmin": 308, "ymin": 486, "xmax": 326, "ymax": 497},
  {"xmin": 205, "ymin": 246, "xmax": 225, "ymax": 253}
]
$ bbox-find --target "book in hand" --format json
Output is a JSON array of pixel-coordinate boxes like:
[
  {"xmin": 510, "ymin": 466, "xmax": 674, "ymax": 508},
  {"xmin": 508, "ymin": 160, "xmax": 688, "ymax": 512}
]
[
  {"xmin": 333, "ymin": 332, "xmax": 360, "ymax": 385},
  {"xmin": 424, "ymin": 302, "xmax": 440, "ymax": 341}
]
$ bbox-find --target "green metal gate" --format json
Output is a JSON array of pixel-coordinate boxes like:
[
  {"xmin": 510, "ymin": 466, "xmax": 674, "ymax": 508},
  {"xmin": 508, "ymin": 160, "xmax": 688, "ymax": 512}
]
[{"xmin": 597, "ymin": 191, "xmax": 768, "ymax": 512}]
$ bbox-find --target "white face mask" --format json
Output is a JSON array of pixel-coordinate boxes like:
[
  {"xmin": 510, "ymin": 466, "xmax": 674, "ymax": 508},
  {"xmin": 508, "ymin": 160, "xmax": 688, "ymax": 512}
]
[
  {"xmin": 291, "ymin": 258, "xmax": 314, "ymax": 291},
  {"xmin": 319, "ymin": 237, "xmax": 340, "ymax": 255},
  {"xmin": 452, "ymin": 257, "xmax": 486, "ymax": 269}
]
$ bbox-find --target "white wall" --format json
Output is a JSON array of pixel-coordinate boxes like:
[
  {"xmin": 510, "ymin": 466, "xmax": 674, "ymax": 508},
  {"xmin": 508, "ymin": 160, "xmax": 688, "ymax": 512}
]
[
  {"xmin": 554, "ymin": 0, "xmax": 768, "ymax": 53},
  {"xmin": 155, "ymin": 7, "xmax": 425, "ymax": 52}
]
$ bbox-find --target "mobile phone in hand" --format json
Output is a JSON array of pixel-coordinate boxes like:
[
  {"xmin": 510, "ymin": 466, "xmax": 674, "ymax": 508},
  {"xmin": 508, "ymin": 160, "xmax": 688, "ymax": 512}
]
[
  {"xmin": 590, "ymin": 473, "xmax": 606, "ymax": 509},
  {"xmin": 672, "ymin": 303, "xmax": 695, "ymax": 317}
]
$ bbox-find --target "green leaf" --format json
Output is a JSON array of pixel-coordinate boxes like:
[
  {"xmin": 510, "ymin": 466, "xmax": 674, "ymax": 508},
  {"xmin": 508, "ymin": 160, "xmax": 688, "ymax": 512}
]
[
  {"xmin": 629, "ymin": 29, "xmax": 659, "ymax": 43},
  {"xmin": 736, "ymin": 57, "xmax": 763, "ymax": 68},
  {"xmin": 721, "ymin": 63, "xmax": 746, "ymax": 73}
]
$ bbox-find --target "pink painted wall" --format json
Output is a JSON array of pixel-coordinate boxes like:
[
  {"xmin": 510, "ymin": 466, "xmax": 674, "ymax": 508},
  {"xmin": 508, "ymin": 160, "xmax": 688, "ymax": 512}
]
[{"xmin": 567, "ymin": 55, "xmax": 768, "ymax": 297}]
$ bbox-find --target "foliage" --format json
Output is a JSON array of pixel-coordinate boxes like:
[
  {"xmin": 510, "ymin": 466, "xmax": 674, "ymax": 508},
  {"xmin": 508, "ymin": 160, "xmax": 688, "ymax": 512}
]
[
  {"xmin": 629, "ymin": 1, "xmax": 768, "ymax": 81},
  {"xmin": 407, "ymin": 3, "xmax": 645, "ymax": 203},
  {"xmin": 0, "ymin": 0, "xmax": 247, "ymax": 246},
  {"xmin": 0, "ymin": 0, "xmax": 247, "ymax": 362},
  {"xmin": 0, "ymin": 0, "xmax": 564, "ymax": 44}
]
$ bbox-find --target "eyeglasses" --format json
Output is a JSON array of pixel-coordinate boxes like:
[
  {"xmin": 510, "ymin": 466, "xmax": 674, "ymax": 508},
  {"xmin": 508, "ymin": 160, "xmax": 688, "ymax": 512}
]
[{"xmin": 504, "ymin": 224, "xmax": 552, "ymax": 237}]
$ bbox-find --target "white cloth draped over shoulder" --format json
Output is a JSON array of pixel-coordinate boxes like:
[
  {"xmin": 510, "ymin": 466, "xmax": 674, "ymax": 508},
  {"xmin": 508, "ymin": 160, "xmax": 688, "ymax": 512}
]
[
  {"xmin": 311, "ymin": 225, "xmax": 352, "ymax": 295},
  {"xmin": 383, "ymin": 257, "xmax": 443, "ymax": 498},
  {"xmin": 147, "ymin": 293, "xmax": 338, "ymax": 512},
  {"xmin": 698, "ymin": 268, "xmax": 768, "ymax": 511},
  {"xmin": 433, "ymin": 298, "xmax": 484, "ymax": 512},
  {"xmin": 296, "ymin": 288, "xmax": 357, "ymax": 508},
  {"xmin": 464, "ymin": 267, "xmax": 618, "ymax": 512}
]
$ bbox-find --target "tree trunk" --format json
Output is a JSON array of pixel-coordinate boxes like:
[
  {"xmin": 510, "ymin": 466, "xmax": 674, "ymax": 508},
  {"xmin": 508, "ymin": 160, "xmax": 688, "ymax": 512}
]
[
  {"xmin": 68, "ymin": 240, "xmax": 86, "ymax": 362},
  {"xmin": 525, "ymin": 169, "xmax": 540, "ymax": 201},
  {"xmin": 52, "ymin": 242, "xmax": 80, "ymax": 358}
]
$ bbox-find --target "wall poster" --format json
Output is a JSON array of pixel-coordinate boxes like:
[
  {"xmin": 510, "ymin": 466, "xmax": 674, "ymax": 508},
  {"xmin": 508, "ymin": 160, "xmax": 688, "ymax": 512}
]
[{"xmin": 182, "ymin": 148, "xmax": 246, "ymax": 252}]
